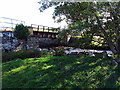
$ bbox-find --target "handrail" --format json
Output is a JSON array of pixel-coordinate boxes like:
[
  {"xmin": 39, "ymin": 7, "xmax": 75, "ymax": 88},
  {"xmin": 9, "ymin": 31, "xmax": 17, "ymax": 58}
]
[{"xmin": 31, "ymin": 24, "xmax": 60, "ymax": 33}]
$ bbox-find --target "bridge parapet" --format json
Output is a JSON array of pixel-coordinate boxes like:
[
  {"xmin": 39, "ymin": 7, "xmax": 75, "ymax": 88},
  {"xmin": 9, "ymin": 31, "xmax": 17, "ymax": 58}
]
[
  {"xmin": 31, "ymin": 24, "xmax": 59, "ymax": 33},
  {"xmin": 28, "ymin": 24, "xmax": 60, "ymax": 39}
]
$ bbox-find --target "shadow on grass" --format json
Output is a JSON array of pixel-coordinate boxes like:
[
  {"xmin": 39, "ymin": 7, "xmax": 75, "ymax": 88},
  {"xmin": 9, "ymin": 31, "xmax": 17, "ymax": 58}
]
[{"xmin": 2, "ymin": 55, "xmax": 120, "ymax": 88}]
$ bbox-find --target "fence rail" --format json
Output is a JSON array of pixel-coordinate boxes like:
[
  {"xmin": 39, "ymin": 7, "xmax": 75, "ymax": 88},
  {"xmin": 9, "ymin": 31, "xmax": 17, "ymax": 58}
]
[{"xmin": 31, "ymin": 24, "xmax": 60, "ymax": 33}]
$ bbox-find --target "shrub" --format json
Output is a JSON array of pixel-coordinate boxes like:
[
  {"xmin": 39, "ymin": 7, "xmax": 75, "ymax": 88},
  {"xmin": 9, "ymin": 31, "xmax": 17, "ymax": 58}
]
[
  {"xmin": 2, "ymin": 50, "xmax": 41, "ymax": 62},
  {"xmin": 40, "ymin": 52, "xmax": 53, "ymax": 57},
  {"xmin": 68, "ymin": 37, "xmax": 110, "ymax": 50},
  {"xmin": 54, "ymin": 49, "xmax": 66, "ymax": 56},
  {"xmin": 2, "ymin": 50, "xmax": 55, "ymax": 62}
]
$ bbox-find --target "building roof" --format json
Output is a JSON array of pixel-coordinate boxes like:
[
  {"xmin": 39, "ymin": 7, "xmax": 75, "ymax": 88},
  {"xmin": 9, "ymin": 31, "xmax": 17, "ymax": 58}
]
[{"xmin": 0, "ymin": 30, "xmax": 13, "ymax": 33}]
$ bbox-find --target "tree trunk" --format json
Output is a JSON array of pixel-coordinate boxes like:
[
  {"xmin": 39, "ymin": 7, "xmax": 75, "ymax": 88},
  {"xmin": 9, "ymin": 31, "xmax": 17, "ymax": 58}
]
[{"xmin": 95, "ymin": 14, "xmax": 117, "ymax": 54}]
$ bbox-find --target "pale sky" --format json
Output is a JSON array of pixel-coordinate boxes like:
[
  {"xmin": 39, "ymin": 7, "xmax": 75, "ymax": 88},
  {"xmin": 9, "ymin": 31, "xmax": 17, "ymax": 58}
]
[{"xmin": 0, "ymin": 0, "xmax": 67, "ymax": 29}]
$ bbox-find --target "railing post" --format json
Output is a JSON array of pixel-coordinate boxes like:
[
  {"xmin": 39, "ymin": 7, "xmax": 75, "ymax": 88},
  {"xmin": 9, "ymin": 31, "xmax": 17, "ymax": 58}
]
[
  {"xmin": 37, "ymin": 25, "xmax": 39, "ymax": 31},
  {"xmin": 48, "ymin": 27, "xmax": 49, "ymax": 32},
  {"xmin": 42, "ymin": 26, "xmax": 44, "ymax": 38},
  {"xmin": 52, "ymin": 28, "xmax": 53, "ymax": 33},
  {"xmin": 43, "ymin": 26, "xmax": 44, "ymax": 32}
]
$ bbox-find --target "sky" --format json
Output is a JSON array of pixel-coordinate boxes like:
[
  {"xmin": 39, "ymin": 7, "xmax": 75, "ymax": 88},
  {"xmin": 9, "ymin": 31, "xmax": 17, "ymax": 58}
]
[{"xmin": 0, "ymin": 0, "xmax": 67, "ymax": 30}]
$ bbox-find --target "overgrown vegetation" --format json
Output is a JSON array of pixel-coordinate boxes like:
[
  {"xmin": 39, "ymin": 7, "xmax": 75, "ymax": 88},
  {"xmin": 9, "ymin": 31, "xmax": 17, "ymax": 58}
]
[
  {"xmin": 54, "ymin": 49, "xmax": 66, "ymax": 56},
  {"xmin": 2, "ymin": 50, "xmax": 52, "ymax": 62},
  {"xmin": 14, "ymin": 24, "xmax": 30, "ymax": 50},
  {"xmin": 39, "ymin": 1, "xmax": 120, "ymax": 62},
  {"xmin": 2, "ymin": 55, "xmax": 120, "ymax": 88},
  {"xmin": 69, "ymin": 36, "xmax": 110, "ymax": 50}
]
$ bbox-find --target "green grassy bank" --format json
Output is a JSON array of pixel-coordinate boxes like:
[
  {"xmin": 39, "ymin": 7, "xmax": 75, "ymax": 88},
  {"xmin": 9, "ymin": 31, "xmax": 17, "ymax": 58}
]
[{"xmin": 2, "ymin": 55, "xmax": 120, "ymax": 88}]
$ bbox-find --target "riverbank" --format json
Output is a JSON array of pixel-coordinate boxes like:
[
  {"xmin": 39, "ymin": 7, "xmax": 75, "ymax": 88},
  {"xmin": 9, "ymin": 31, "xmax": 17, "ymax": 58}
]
[{"xmin": 2, "ymin": 55, "xmax": 120, "ymax": 88}]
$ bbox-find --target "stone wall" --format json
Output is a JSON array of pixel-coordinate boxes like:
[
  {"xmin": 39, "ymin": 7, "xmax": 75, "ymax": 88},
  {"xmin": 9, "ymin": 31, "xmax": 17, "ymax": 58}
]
[
  {"xmin": 1, "ymin": 35, "xmax": 57, "ymax": 52},
  {"xmin": 2, "ymin": 34, "xmax": 19, "ymax": 52},
  {"xmin": 27, "ymin": 35, "xmax": 56, "ymax": 49}
]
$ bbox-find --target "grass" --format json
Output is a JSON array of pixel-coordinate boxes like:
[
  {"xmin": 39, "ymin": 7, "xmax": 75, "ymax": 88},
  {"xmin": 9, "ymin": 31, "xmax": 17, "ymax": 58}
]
[{"xmin": 2, "ymin": 55, "xmax": 120, "ymax": 88}]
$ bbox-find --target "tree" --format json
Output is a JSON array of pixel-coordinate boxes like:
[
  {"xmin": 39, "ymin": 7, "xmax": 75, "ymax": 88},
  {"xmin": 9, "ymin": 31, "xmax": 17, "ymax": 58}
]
[
  {"xmin": 56, "ymin": 28, "xmax": 72, "ymax": 45},
  {"xmin": 14, "ymin": 24, "xmax": 30, "ymax": 50},
  {"xmin": 39, "ymin": 1, "xmax": 120, "ymax": 62}
]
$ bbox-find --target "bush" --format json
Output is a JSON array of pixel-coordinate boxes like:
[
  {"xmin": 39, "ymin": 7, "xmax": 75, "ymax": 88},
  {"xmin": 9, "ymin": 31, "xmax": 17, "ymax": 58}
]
[
  {"xmin": 39, "ymin": 51, "xmax": 53, "ymax": 57},
  {"xmin": 68, "ymin": 37, "xmax": 110, "ymax": 50},
  {"xmin": 2, "ymin": 50, "xmax": 53, "ymax": 62},
  {"xmin": 54, "ymin": 49, "xmax": 66, "ymax": 56}
]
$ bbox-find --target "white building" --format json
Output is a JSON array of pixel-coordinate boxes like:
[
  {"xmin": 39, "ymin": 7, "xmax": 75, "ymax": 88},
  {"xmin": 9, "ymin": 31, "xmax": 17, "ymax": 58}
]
[{"xmin": 0, "ymin": 31, "xmax": 14, "ymax": 37}]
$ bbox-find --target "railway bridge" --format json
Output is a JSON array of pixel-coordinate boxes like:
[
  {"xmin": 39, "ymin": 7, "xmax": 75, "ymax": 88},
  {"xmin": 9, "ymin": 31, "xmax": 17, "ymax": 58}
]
[{"xmin": 28, "ymin": 24, "xmax": 60, "ymax": 39}]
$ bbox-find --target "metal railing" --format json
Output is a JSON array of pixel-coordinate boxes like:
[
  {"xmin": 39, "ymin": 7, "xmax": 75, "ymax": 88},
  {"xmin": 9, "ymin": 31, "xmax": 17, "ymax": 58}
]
[{"xmin": 31, "ymin": 24, "xmax": 60, "ymax": 33}]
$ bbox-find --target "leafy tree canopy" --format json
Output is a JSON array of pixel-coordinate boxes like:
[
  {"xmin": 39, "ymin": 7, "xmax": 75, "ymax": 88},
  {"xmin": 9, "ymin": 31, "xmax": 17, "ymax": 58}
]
[
  {"xmin": 14, "ymin": 24, "xmax": 30, "ymax": 40},
  {"xmin": 39, "ymin": 1, "xmax": 120, "ymax": 60}
]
